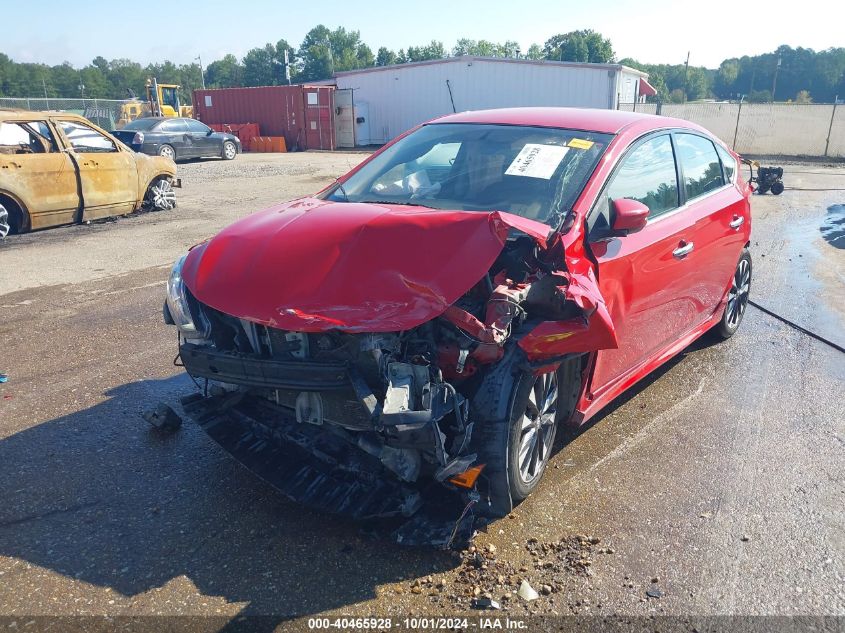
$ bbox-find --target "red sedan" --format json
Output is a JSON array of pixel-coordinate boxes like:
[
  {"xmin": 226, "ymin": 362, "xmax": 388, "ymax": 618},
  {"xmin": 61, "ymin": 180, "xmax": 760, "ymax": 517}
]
[{"xmin": 163, "ymin": 108, "xmax": 752, "ymax": 537}]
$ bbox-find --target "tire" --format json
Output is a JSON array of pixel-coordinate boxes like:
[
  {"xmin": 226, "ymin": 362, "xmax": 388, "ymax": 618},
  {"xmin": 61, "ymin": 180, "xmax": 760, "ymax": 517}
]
[
  {"xmin": 158, "ymin": 144, "xmax": 175, "ymax": 160},
  {"xmin": 771, "ymin": 181, "xmax": 784, "ymax": 195},
  {"xmin": 144, "ymin": 177, "xmax": 177, "ymax": 211},
  {"xmin": 474, "ymin": 356, "xmax": 581, "ymax": 515},
  {"xmin": 222, "ymin": 141, "xmax": 237, "ymax": 160},
  {"xmin": 714, "ymin": 249, "xmax": 752, "ymax": 339}
]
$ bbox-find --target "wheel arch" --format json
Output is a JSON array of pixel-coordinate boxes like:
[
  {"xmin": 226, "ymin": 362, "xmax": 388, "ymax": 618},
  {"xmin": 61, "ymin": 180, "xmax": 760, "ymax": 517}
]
[{"xmin": 0, "ymin": 190, "xmax": 32, "ymax": 232}]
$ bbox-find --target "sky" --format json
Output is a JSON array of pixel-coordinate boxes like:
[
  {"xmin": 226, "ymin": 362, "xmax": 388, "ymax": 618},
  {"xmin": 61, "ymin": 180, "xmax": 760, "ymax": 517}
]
[{"xmin": 2, "ymin": 0, "xmax": 840, "ymax": 70}]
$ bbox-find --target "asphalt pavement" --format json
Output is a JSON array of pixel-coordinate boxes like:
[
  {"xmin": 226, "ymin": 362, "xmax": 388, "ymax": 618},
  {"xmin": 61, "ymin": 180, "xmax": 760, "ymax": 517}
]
[{"xmin": 0, "ymin": 156, "xmax": 842, "ymax": 628}]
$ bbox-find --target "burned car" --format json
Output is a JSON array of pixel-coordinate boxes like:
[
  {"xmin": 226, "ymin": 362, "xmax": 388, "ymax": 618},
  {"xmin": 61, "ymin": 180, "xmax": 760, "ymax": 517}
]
[
  {"xmin": 0, "ymin": 110, "xmax": 178, "ymax": 239},
  {"xmin": 164, "ymin": 108, "xmax": 752, "ymax": 543}
]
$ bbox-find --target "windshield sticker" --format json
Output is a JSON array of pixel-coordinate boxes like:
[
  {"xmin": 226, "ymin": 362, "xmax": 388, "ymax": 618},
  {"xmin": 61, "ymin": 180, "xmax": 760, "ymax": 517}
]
[
  {"xmin": 568, "ymin": 138, "xmax": 595, "ymax": 150},
  {"xmin": 505, "ymin": 144, "xmax": 569, "ymax": 179}
]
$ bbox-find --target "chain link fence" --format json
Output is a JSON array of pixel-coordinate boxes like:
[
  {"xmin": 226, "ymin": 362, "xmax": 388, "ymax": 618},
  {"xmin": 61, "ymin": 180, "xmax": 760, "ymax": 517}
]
[
  {"xmin": 618, "ymin": 101, "xmax": 844, "ymax": 158},
  {"xmin": 0, "ymin": 97, "xmax": 127, "ymax": 131}
]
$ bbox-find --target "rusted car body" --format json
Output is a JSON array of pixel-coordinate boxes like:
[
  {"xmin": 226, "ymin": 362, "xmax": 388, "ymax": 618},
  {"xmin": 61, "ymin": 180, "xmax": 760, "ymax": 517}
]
[
  {"xmin": 0, "ymin": 109, "xmax": 179, "ymax": 239},
  {"xmin": 163, "ymin": 108, "xmax": 752, "ymax": 545}
]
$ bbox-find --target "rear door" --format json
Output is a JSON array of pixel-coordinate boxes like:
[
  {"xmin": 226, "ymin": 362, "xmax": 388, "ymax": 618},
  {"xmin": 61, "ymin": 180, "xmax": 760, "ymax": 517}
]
[
  {"xmin": 157, "ymin": 119, "xmax": 192, "ymax": 157},
  {"xmin": 0, "ymin": 119, "xmax": 80, "ymax": 229},
  {"xmin": 55, "ymin": 118, "xmax": 138, "ymax": 220},
  {"xmin": 673, "ymin": 133, "xmax": 748, "ymax": 316},
  {"xmin": 587, "ymin": 133, "xmax": 703, "ymax": 394}
]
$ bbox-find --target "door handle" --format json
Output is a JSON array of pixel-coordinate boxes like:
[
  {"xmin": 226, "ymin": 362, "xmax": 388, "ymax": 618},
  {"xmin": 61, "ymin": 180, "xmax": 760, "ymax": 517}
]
[
  {"xmin": 82, "ymin": 159, "xmax": 99, "ymax": 167},
  {"xmin": 729, "ymin": 216, "xmax": 744, "ymax": 229},
  {"xmin": 672, "ymin": 241, "xmax": 694, "ymax": 258}
]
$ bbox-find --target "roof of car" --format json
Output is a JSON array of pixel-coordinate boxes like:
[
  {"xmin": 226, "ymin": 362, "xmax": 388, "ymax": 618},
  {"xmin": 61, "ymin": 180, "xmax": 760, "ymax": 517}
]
[
  {"xmin": 430, "ymin": 107, "xmax": 692, "ymax": 135},
  {"xmin": 0, "ymin": 108, "xmax": 89, "ymax": 121}
]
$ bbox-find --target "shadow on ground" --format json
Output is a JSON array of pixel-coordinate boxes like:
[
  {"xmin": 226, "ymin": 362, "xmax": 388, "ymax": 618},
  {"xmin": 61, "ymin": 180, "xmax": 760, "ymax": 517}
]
[
  {"xmin": 0, "ymin": 375, "xmax": 453, "ymax": 628},
  {"xmin": 0, "ymin": 333, "xmax": 722, "ymax": 628}
]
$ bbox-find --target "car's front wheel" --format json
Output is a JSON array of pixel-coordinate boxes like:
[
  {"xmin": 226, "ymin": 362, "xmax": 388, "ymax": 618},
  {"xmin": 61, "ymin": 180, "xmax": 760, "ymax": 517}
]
[
  {"xmin": 222, "ymin": 141, "xmax": 237, "ymax": 160},
  {"xmin": 715, "ymin": 249, "xmax": 752, "ymax": 339},
  {"xmin": 158, "ymin": 144, "xmax": 175, "ymax": 160},
  {"xmin": 473, "ymin": 356, "xmax": 581, "ymax": 516},
  {"xmin": 508, "ymin": 370, "xmax": 560, "ymax": 501},
  {"xmin": 143, "ymin": 177, "xmax": 177, "ymax": 211}
]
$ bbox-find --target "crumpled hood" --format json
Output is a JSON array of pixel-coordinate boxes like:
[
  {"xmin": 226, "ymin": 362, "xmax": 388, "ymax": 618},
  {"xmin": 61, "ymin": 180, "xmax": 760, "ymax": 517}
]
[{"xmin": 182, "ymin": 198, "xmax": 551, "ymax": 332}]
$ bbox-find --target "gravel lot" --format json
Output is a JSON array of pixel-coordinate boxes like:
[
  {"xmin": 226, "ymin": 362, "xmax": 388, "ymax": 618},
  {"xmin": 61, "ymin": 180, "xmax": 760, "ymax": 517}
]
[{"xmin": 0, "ymin": 153, "xmax": 842, "ymax": 629}]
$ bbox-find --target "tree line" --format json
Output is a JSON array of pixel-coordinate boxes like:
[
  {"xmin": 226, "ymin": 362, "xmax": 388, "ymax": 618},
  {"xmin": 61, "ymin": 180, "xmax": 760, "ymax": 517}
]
[{"xmin": 1, "ymin": 26, "xmax": 843, "ymax": 104}]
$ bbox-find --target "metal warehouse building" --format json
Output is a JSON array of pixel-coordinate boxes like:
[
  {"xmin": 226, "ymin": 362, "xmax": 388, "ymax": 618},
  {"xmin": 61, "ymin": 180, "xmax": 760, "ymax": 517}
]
[{"xmin": 333, "ymin": 56, "xmax": 652, "ymax": 146}]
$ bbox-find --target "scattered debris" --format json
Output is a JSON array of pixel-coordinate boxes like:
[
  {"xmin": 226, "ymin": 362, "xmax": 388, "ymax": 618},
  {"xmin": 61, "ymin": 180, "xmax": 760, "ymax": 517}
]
[
  {"xmin": 472, "ymin": 597, "xmax": 501, "ymax": 610},
  {"xmin": 741, "ymin": 534, "xmax": 751, "ymax": 542},
  {"xmin": 517, "ymin": 580, "xmax": 539, "ymax": 601},
  {"xmin": 0, "ymin": 373, "xmax": 7, "ymax": 384},
  {"xmin": 142, "ymin": 402, "xmax": 183, "ymax": 433},
  {"xmin": 646, "ymin": 587, "xmax": 664, "ymax": 599}
]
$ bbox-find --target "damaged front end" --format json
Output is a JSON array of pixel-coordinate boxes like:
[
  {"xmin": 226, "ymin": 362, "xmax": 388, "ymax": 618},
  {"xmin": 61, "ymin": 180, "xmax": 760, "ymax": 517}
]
[{"xmin": 164, "ymin": 201, "xmax": 616, "ymax": 547}]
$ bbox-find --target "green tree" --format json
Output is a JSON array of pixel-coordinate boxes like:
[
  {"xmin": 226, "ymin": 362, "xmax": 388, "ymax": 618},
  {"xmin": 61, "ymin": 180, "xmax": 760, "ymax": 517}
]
[
  {"xmin": 298, "ymin": 25, "xmax": 374, "ymax": 81},
  {"xmin": 452, "ymin": 39, "xmax": 520, "ymax": 58},
  {"xmin": 405, "ymin": 40, "xmax": 445, "ymax": 62},
  {"xmin": 525, "ymin": 44, "xmax": 544, "ymax": 60},
  {"xmin": 376, "ymin": 47, "xmax": 397, "ymax": 66},
  {"xmin": 243, "ymin": 44, "xmax": 281, "ymax": 87},
  {"xmin": 206, "ymin": 54, "xmax": 243, "ymax": 88},
  {"xmin": 543, "ymin": 30, "xmax": 614, "ymax": 63}
]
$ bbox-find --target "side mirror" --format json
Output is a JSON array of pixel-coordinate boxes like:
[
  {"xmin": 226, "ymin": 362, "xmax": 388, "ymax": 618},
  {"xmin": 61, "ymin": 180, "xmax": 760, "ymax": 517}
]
[
  {"xmin": 206, "ymin": 129, "xmax": 213, "ymax": 136},
  {"xmin": 610, "ymin": 198, "xmax": 649, "ymax": 235}
]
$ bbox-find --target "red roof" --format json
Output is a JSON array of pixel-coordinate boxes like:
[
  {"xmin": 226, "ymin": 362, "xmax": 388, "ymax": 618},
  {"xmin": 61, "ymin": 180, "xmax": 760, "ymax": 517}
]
[{"xmin": 431, "ymin": 107, "xmax": 662, "ymax": 135}]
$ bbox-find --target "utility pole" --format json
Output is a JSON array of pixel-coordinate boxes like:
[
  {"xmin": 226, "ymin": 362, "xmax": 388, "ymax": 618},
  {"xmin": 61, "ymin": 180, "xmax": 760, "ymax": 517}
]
[
  {"xmin": 195, "ymin": 55, "xmax": 206, "ymax": 89},
  {"xmin": 683, "ymin": 51, "xmax": 690, "ymax": 102},
  {"xmin": 771, "ymin": 55, "xmax": 781, "ymax": 103}
]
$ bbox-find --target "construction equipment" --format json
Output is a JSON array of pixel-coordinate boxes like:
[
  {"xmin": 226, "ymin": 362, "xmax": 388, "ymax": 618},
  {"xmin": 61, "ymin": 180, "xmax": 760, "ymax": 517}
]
[
  {"xmin": 146, "ymin": 78, "xmax": 193, "ymax": 119},
  {"xmin": 115, "ymin": 78, "xmax": 194, "ymax": 128}
]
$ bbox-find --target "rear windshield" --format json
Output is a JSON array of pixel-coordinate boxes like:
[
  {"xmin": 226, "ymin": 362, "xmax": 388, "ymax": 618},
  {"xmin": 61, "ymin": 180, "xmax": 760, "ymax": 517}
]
[
  {"xmin": 121, "ymin": 118, "xmax": 161, "ymax": 131},
  {"xmin": 323, "ymin": 123, "xmax": 612, "ymax": 227}
]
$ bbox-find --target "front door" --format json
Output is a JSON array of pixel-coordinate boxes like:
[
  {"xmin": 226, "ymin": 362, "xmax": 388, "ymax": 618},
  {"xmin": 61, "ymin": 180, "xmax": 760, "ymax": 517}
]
[
  {"xmin": 56, "ymin": 119, "xmax": 137, "ymax": 220},
  {"xmin": 0, "ymin": 120, "xmax": 80, "ymax": 229},
  {"xmin": 587, "ymin": 133, "xmax": 702, "ymax": 397},
  {"xmin": 184, "ymin": 119, "xmax": 217, "ymax": 157}
]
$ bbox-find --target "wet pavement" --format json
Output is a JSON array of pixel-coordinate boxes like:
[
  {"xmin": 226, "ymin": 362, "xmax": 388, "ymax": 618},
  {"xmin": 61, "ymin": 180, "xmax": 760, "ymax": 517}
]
[{"xmin": 0, "ymin": 157, "xmax": 843, "ymax": 626}]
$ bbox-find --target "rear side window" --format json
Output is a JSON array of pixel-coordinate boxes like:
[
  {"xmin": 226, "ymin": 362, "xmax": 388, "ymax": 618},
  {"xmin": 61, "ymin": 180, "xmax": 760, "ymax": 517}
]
[
  {"xmin": 606, "ymin": 134, "xmax": 679, "ymax": 219},
  {"xmin": 675, "ymin": 133, "xmax": 724, "ymax": 200},
  {"xmin": 159, "ymin": 119, "xmax": 189, "ymax": 133},
  {"xmin": 715, "ymin": 144, "xmax": 737, "ymax": 183}
]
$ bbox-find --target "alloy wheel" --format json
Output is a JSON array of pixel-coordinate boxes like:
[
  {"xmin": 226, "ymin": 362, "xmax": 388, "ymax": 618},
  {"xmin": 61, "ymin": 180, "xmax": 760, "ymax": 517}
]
[
  {"xmin": 726, "ymin": 258, "xmax": 750, "ymax": 329},
  {"xmin": 223, "ymin": 142, "xmax": 236, "ymax": 160},
  {"xmin": 149, "ymin": 179, "xmax": 176, "ymax": 210},
  {"xmin": 0, "ymin": 204, "xmax": 9, "ymax": 239},
  {"xmin": 159, "ymin": 145, "xmax": 175, "ymax": 159},
  {"xmin": 517, "ymin": 372, "xmax": 558, "ymax": 485}
]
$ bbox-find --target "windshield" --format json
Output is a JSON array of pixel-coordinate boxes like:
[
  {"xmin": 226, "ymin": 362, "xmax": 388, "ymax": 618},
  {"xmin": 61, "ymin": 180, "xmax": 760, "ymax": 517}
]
[
  {"xmin": 122, "ymin": 118, "xmax": 161, "ymax": 131},
  {"xmin": 324, "ymin": 123, "xmax": 611, "ymax": 226}
]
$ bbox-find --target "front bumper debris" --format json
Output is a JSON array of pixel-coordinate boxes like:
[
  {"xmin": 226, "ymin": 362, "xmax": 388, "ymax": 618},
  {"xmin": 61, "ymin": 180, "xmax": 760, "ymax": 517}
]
[{"xmin": 180, "ymin": 392, "xmax": 476, "ymax": 547}]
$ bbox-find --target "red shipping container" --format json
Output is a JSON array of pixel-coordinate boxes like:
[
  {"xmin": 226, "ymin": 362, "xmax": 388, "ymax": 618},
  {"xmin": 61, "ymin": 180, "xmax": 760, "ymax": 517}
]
[{"xmin": 193, "ymin": 85, "xmax": 336, "ymax": 151}]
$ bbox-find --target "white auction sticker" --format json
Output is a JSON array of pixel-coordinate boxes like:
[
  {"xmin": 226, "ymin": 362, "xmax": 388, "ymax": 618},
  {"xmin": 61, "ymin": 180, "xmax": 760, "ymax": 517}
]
[{"xmin": 505, "ymin": 144, "xmax": 569, "ymax": 179}]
